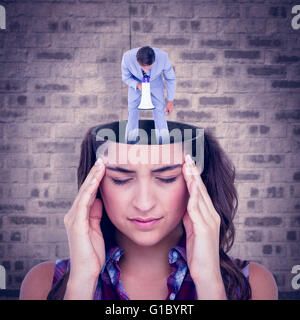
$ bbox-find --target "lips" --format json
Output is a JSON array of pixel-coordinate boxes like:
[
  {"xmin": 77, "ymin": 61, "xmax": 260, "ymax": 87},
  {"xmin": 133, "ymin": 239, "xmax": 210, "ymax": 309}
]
[
  {"xmin": 130, "ymin": 218, "xmax": 161, "ymax": 223},
  {"xmin": 129, "ymin": 217, "xmax": 162, "ymax": 229}
]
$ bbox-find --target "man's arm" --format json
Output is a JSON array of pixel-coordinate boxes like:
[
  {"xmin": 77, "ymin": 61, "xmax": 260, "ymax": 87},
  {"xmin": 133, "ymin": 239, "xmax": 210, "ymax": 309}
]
[
  {"xmin": 121, "ymin": 53, "xmax": 139, "ymax": 91},
  {"xmin": 162, "ymin": 53, "xmax": 176, "ymax": 102}
]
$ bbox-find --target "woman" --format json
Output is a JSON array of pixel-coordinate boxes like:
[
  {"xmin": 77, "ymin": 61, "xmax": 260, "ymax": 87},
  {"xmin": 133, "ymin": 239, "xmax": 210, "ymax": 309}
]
[{"xmin": 19, "ymin": 120, "xmax": 278, "ymax": 300}]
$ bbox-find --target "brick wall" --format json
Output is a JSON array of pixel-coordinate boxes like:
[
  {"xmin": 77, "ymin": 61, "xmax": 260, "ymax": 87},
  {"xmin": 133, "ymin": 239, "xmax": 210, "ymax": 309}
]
[{"xmin": 0, "ymin": 0, "xmax": 299, "ymax": 299}]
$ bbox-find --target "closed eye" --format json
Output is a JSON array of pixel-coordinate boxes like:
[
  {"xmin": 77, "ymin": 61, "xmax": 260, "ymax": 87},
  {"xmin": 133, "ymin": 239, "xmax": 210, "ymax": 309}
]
[
  {"xmin": 157, "ymin": 177, "xmax": 177, "ymax": 184},
  {"xmin": 111, "ymin": 177, "xmax": 177, "ymax": 185},
  {"xmin": 111, "ymin": 178, "xmax": 132, "ymax": 185}
]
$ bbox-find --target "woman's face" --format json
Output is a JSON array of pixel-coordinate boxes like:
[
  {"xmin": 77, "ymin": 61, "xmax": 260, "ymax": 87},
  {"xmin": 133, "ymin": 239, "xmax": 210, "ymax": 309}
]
[{"xmin": 99, "ymin": 142, "xmax": 189, "ymax": 247}]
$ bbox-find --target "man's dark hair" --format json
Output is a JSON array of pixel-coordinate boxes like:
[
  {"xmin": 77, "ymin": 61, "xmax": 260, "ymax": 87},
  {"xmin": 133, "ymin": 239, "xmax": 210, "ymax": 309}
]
[{"xmin": 136, "ymin": 46, "xmax": 155, "ymax": 66}]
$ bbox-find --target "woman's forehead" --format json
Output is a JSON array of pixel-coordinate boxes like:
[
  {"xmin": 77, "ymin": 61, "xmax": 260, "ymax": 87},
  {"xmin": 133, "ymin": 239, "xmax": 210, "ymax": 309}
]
[{"xmin": 98, "ymin": 141, "xmax": 185, "ymax": 166}]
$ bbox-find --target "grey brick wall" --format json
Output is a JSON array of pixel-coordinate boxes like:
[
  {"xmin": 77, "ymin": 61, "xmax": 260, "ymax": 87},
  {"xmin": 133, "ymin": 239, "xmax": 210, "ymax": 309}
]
[{"xmin": 0, "ymin": 0, "xmax": 300, "ymax": 299}]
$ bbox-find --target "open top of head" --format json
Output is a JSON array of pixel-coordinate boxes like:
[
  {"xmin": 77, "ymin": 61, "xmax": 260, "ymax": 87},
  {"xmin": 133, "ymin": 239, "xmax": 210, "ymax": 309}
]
[{"xmin": 91, "ymin": 120, "xmax": 204, "ymax": 174}]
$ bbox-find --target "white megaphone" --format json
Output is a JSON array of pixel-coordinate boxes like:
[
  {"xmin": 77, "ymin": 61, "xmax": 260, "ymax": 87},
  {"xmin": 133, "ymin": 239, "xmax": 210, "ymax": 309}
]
[{"xmin": 137, "ymin": 78, "xmax": 155, "ymax": 110}]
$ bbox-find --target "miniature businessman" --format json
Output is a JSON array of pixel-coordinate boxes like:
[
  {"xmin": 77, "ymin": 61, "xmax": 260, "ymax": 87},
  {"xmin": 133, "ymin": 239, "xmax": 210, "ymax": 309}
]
[{"xmin": 121, "ymin": 46, "xmax": 176, "ymax": 143}]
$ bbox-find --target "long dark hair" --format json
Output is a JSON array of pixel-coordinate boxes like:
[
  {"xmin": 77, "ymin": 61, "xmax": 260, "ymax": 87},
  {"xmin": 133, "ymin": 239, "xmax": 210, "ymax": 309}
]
[{"xmin": 77, "ymin": 124, "xmax": 252, "ymax": 300}]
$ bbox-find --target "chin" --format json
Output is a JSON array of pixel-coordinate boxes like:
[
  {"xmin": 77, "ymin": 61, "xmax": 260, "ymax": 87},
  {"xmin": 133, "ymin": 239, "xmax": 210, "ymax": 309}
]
[{"xmin": 125, "ymin": 229, "xmax": 167, "ymax": 247}]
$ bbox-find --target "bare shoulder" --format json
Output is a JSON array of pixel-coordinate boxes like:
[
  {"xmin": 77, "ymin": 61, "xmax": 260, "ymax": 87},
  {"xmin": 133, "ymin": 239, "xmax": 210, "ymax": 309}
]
[
  {"xmin": 248, "ymin": 262, "xmax": 278, "ymax": 300},
  {"xmin": 19, "ymin": 261, "xmax": 56, "ymax": 300}
]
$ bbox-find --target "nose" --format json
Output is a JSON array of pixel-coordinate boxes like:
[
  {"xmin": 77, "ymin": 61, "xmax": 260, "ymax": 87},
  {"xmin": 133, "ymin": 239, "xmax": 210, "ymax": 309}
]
[{"xmin": 132, "ymin": 181, "xmax": 156, "ymax": 213}]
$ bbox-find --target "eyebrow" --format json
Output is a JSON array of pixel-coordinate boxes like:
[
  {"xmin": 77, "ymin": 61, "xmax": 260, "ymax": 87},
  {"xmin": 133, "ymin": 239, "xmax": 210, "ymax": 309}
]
[{"xmin": 106, "ymin": 164, "xmax": 182, "ymax": 174}]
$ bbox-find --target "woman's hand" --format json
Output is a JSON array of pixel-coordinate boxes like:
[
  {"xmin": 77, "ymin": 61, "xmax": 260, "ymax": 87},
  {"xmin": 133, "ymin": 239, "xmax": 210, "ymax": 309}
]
[
  {"xmin": 63, "ymin": 157, "xmax": 106, "ymax": 299},
  {"xmin": 182, "ymin": 154, "xmax": 227, "ymax": 300}
]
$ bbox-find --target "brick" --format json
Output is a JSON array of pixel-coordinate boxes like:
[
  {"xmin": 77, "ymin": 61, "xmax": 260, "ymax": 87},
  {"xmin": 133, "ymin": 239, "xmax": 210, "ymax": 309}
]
[
  {"xmin": 247, "ymin": 124, "xmax": 286, "ymax": 137},
  {"xmin": 180, "ymin": 51, "xmax": 217, "ymax": 61},
  {"xmin": 7, "ymin": 17, "xmax": 29, "ymax": 33},
  {"xmin": 28, "ymin": 228, "xmax": 67, "ymax": 243},
  {"xmin": 235, "ymin": 171, "xmax": 264, "ymax": 182},
  {"xmin": 221, "ymin": 19, "xmax": 265, "ymax": 34},
  {"xmin": 150, "ymin": 4, "xmax": 194, "ymax": 18},
  {"xmin": 271, "ymin": 80, "xmax": 300, "ymax": 89},
  {"xmin": 54, "ymin": 124, "xmax": 90, "ymax": 139},
  {"xmin": 289, "ymin": 185, "xmax": 300, "ymax": 198},
  {"xmin": 76, "ymin": 111, "xmax": 119, "ymax": 124},
  {"xmin": 152, "ymin": 37, "xmax": 190, "ymax": 46},
  {"xmin": 5, "ymin": 33, "xmax": 52, "ymax": 48},
  {"xmin": 262, "ymin": 245, "xmax": 272, "ymax": 254},
  {"xmin": 172, "ymin": 64, "xmax": 194, "ymax": 78},
  {"xmin": 51, "ymin": 153, "xmax": 80, "ymax": 168},
  {"xmin": 0, "ymin": 141, "xmax": 28, "ymax": 153},
  {"xmin": 0, "ymin": 203, "xmax": 26, "ymax": 214},
  {"xmin": 48, "ymin": 184, "xmax": 78, "ymax": 199},
  {"xmin": 51, "ymin": 63, "xmax": 98, "ymax": 78},
  {"xmin": 0, "ymin": 63, "xmax": 26, "ymax": 78},
  {"xmin": 229, "ymin": 110, "xmax": 261, "ymax": 120},
  {"xmin": 246, "ymin": 5, "xmax": 288, "ymax": 18},
  {"xmin": 27, "ymin": 95, "xmax": 49, "ymax": 108},
  {"xmin": 78, "ymin": 48, "xmax": 122, "ymax": 63},
  {"xmin": 243, "ymin": 154, "xmax": 285, "ymax": 167},
  {"xmin": 176, "ymin": 110, "xmax": 217, "ymax": 122},
  {"xmin": 244, "ymin": 217, "xmax": 282, "ymax": 227},
  {"xmin": 0, "ymin": 109, "xmax": 27, "ymax": 122},
  {"xmin": 34, "ymin": 50, "xmax": 74, "ymax": 61},
  {"xmin": 247, "ymin": 66, "xmax": 286, "ymax": 77},
  {"xmin": 7, "ymin": 244, "xmax": 50, "ymax": 259},
  {"xmin": 199, "ymin": 38, "xmax": 237, "ymax": 48},
  {"xmin": 287, "ymin": 94, "xmax": 300, "ymax": 109},
  {"xmin": 0, "ymin": 80, "xmax": 26, "ymax": 93},
  {"xmin": 0, "ymin": 49, "xmax": 28, "ymax": 62},
  {"xmin": 286, "ymin": 231, "xmax": 297, "ymax": 241},
  {"xmin": 14, "ymin": 261, "xmax": 24, "ymax": 271},
  {"xmin": 80, "ymin": 19, "xmax": 122, "ymax": 33},
  {"xmin": 223, "ymin": 79, "xmax": 265, "ymax": 93},
  {"xmin": 30, "ymin": 168, "xmax": 76, "ymax": 183},
  {"xmin": 35, "ymin": 200, "xmax": 72, "ymax": 212},
  {"xmin": 170, "ymin": 19, "xmax": 218, "ymax": 33},
  {"xmin": 290, "ymin": 243, "xmax": 300, "ymax": 258},
  {"xmin": 224, "ymin": 50, "xmax": 260, "ymax": 59},
  {"xmin": 239, "ymin": 93, "xmax": 286, "ymax": 110},
  {"xmin": 270, "ymin": 54, "xmax": 300, "ymax": 64},
  {"xmin": 32, "ymin": 19, "xmax": 75, "ymax": 33},
  {"xmin": 131, "ymin": 20, "xmax": 169, "ymax": 33},
  {"xmin": 199, "ymin": 96, "xmax": 235, "ymax": 106},
  {"xmin": 75, "ymin": 78, "xmax": 121, "ymax": 94},
  {"xmin": 6, "ymin": 95, "xmax": 27, "ymax": 107},
  {"xmin": 245, "ymin": 36, "xmax": 283, "ymax": 48},
  {"xmin": 95, "ymin": 2, "xmax": 130, "ymax": 17},
  {"xmin": 274, "ymin": 110, "xmax": 300, "ymax": 122},
  {"xmin": 243, "ymin": 199, "xmax": 263, "ymax": 212},
  {"xmin": 176, "ymin": 80, "xmax": 217, "ymax": 93},
  {"xmin": 266, "ymin": 186, "xmax": 284, "ymax": 198},
  {"xmin": 30, "ymin": 79, "xmax": 73, "ymax": 92},
  {"xmin": 173, "ymin": 99, "xmax": 190, "ymax": 107},
  {"xmin": 264, "ymin": 199, "xmax": 300, "ymax": 214},
  {"xmin": 6, "ymin": 154, "xmax": 50, "ymax": 169},
  {"xmin": 196, "ymin": 65, "xmax": 238, "ymax": 78},
  {"xmin": 290, "ymin": 216, "xmax": 300, "ymax": 227},
  {"xmin": 55, "ymin": 242, "xmax": 69, "ymax": 258},
  {"xmin": 28, "ymin": 109, "xmax": 73, "ymax": 123},
  {"xmin": 245, "ymin": 230, "xmax": 263, "ymax": 242},
  {"xmin": 4, "ymin": 124, "xmax": 52, "ymax": 139},
  {"xmin": 32, "ymin": 141, "xmax": 76, "ymax": 153},
  {"xmin": 52, "ymin": 33, "xmax": 101, "ymax": 48},
  {"xmin": 10, "ymin": 230, "xmax": 26, "ymax": 242},
  {"xmin": 268, "ymin": 6, "xmax": 287, "ymax": 18}
]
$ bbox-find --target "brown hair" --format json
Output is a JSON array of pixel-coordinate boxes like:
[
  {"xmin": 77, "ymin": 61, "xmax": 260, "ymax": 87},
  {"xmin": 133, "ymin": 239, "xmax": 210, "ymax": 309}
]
[{"xmin": 75, "ymin": 124, "xmax": 252, "ymax": 300}]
